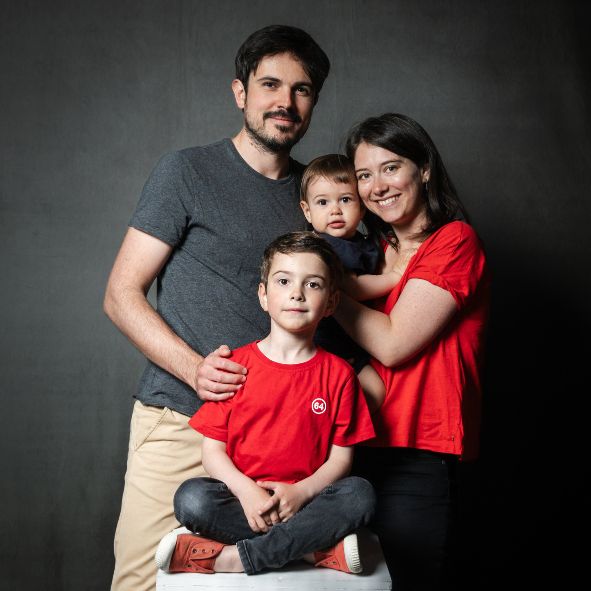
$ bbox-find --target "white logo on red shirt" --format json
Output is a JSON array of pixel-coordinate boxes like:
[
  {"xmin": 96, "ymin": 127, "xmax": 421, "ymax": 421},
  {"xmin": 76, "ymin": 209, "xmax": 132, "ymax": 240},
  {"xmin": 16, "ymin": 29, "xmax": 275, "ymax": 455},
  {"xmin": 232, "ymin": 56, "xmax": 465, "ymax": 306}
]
[{"xmin": 311, "ymin": 398, "xmax": 327, "ymax": 415}]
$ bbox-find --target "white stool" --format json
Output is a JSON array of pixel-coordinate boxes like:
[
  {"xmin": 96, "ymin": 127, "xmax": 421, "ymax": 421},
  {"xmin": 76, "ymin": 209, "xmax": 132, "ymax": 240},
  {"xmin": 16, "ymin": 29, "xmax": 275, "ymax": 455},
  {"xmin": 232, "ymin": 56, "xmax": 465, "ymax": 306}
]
[{"xmin": 156, "ymin": 528, "xmax": 391, "ymax": 590}]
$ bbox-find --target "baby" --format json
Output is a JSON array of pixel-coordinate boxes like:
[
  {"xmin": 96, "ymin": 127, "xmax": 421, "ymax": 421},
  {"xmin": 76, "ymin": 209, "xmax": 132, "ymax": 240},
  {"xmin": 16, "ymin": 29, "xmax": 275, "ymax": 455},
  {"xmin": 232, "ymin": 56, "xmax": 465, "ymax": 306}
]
[{"xmin": 300, "ymin": 154, "xmax": 400, "ymax": 411}]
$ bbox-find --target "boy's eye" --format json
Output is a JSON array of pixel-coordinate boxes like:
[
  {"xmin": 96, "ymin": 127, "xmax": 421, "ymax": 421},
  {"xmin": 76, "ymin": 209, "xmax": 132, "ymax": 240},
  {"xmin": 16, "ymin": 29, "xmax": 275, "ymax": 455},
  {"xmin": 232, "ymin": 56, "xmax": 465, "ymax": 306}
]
[
  {"xmin": 277, "ymin": 278, "xmax": 289, "ymax": 286},
  {"xmin": 341, "ymin": 196, "xmax": 352, "ymax": 203}
]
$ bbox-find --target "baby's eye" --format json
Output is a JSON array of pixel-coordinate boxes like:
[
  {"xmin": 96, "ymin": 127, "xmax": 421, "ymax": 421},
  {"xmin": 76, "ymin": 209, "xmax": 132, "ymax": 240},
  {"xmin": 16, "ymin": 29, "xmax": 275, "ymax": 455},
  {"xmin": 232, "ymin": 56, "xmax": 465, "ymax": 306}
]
[
  {"xmin": 341, "ymin": 196, "xmax": 352, "ymax": 203},
  {"xmin": 316, "ymin": 199, "xmax": 327, "ymax": 206}
]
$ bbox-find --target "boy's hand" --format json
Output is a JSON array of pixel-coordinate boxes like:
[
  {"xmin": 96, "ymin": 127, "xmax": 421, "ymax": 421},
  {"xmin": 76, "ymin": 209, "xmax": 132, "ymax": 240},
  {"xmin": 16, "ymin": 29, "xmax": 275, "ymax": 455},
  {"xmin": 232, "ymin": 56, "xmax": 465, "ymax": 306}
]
[
  {"xmin": 256, "ymin": 481, "xmax": 311, "ymax": 522},
  {"xmin": 237, "ymin": 482, "xmax": 280, "ymax": 533}
]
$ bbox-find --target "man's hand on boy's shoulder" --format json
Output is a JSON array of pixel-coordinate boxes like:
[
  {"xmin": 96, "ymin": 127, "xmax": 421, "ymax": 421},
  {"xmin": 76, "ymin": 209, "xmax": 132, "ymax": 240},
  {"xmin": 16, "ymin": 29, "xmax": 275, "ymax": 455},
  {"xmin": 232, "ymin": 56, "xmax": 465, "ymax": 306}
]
[
  {"xmin": 256, "ymin": 481, "xmax": 312, "ymax": 523},
  {"xmin": 195, "ymin": 344, "xmax": 248, "ymax": 401},
  {"xmin": 236, "ymin": 480, "xmax": 280, "ymax": 533}
]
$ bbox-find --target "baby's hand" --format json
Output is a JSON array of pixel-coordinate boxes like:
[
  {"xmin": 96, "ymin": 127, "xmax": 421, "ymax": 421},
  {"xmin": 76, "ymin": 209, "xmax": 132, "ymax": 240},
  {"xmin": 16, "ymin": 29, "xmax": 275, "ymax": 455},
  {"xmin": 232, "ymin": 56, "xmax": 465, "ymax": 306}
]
[{"xmin": 256, "ymin": 481, "xmax": 310, "ymax": 522}]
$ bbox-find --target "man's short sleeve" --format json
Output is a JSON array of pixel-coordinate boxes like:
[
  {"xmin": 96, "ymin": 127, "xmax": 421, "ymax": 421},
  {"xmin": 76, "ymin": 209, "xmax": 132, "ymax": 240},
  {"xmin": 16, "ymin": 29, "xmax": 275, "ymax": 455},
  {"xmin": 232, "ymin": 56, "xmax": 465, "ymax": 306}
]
[
  {"xmin": 129, "ymin": 151, "xmax": 197, "ymax": 247},
  {"xmin": 409, "ymin": 222, "xmax": 488, "ymax": 309}
]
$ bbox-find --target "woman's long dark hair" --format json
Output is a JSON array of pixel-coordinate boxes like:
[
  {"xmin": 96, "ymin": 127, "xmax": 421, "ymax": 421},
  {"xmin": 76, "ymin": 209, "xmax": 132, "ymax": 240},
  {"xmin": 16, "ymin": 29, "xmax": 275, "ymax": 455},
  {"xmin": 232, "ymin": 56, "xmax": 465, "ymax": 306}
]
[{"xmin": 345, "ymin": 113, "xmax": 469, "ymax": 250}]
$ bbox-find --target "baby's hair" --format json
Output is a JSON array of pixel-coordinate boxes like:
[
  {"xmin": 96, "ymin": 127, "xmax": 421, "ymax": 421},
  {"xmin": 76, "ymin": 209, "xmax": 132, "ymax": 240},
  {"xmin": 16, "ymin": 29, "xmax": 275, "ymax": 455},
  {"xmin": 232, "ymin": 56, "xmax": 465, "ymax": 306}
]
[
  {"xmin": 260, "ymin": 231, "xmax": 343, "ymax": 292},
  {"xmin": 300, "ymin": 154, "xmax": 356, "ymax": 203}
]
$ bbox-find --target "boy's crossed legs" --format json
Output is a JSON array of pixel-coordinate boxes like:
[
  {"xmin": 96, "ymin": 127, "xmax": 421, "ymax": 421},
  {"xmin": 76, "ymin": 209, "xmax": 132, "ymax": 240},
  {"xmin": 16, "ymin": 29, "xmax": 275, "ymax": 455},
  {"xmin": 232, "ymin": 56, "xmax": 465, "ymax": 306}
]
[{"xmin": 158, "ymin": 475, "xmax": 375, "ymax": 575}]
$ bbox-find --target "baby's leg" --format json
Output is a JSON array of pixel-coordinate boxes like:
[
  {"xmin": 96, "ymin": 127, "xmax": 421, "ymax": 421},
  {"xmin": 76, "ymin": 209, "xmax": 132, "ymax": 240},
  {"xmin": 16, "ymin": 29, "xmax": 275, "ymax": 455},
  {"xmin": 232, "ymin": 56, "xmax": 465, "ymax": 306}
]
[{"xmin": 358, "ymin": 365, "xmax": 386, "ymax": 414}]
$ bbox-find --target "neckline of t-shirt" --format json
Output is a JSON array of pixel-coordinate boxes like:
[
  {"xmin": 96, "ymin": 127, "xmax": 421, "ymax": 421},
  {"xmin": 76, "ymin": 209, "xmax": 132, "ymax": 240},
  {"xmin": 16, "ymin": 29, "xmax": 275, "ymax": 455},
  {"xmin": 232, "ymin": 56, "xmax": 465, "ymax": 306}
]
[
  {"xmin": 223, "ymin": 138, "xmax": 297, "ymax": 185},
  {"xmin": 250, "ymin": 341, "xmax": 323, "ymax": 370}
]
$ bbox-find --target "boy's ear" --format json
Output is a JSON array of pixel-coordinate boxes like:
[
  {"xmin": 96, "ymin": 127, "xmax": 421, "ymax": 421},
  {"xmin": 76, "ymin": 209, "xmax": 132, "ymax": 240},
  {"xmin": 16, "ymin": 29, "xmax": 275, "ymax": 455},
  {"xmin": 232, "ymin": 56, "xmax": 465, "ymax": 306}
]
[
  {"xmin": 324, "ymin": 289, "xmax": 339, "ymax": 317},
  {"xmin": 257, "ymin": 282, "xmax": 268, "ymax": 311},
  {"xmin": 232, "ymin": 79, "xmax": 246, "ymax": 110},
  {"xmin": 300, "ymin": 200, "xmax": 313, "ymax": 224}
]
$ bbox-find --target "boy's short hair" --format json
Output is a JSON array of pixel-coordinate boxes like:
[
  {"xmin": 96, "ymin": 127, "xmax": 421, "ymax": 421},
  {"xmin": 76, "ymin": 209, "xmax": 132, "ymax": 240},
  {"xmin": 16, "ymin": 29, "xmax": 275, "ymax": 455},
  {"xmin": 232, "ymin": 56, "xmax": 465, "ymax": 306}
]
[
  {"xmin": 235, "ymin": 25, "xmax": 330, "ymax": 100},
  {"xmin": 260, "ymin": 231, "xmax": 343, "ymax": 292},
  {"xmin": 300, "ymin": 154, "xmax": 356, "ymax": 202}
]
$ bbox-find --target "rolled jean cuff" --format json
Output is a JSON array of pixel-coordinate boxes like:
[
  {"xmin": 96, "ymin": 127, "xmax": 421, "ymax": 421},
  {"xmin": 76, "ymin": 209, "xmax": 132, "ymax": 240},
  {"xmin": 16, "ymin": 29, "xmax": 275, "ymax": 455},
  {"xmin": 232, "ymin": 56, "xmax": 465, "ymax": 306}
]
[{"xmin": 236, "ymin": 539, "xmax": 255, "ymax": 575}]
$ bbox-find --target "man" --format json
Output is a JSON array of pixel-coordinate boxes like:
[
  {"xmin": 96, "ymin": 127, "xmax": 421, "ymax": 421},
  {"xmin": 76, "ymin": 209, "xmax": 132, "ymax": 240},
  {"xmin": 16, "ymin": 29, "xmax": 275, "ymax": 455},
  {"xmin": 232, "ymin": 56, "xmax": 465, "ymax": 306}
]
[{"xmin": 103, "ymin": 25, "xmax": 330, "ymax": 591}]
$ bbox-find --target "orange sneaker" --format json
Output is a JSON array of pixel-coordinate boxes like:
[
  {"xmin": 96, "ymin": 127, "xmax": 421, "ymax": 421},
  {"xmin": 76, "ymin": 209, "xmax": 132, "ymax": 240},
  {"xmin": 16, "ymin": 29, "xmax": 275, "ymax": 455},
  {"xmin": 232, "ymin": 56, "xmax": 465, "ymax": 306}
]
[
  {"xmin": 155, "ymin": 526, "xmax": 226, "ymax": 574},
  {"xmin": 314, "ymin": 532, "xmax": 362, "ymax": 574}
]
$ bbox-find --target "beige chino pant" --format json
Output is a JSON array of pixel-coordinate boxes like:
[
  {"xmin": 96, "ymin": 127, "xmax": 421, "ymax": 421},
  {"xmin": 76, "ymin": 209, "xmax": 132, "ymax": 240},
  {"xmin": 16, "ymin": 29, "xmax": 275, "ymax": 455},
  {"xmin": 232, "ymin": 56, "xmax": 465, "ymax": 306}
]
[{"xmin": 111, "ymin": 401, "xmax": 206, "ymax": 591}]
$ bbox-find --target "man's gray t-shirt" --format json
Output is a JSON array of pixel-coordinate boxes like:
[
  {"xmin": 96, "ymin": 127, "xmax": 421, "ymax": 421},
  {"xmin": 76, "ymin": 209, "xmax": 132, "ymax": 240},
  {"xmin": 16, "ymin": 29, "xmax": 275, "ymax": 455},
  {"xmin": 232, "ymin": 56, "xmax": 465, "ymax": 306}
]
[{"xmin": 129, "ymin": 138, "xmax": 306, "ymax": 416}]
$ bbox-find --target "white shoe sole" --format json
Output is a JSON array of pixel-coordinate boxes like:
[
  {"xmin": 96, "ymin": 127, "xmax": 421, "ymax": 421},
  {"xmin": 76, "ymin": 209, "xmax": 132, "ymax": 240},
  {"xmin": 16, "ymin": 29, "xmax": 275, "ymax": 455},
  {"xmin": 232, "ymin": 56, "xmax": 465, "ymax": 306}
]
[
  {"xmin": 154, "ymin": 526, "xmax": 192, "ymax": 571},
  {"xmin": 343, "ymin": 532, "xmax": 362, "ymax": 574}
]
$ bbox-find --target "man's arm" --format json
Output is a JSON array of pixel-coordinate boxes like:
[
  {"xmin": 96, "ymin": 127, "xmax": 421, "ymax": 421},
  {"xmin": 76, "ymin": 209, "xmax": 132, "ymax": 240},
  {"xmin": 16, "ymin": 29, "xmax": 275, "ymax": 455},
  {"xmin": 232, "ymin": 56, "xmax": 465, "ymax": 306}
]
[
  {"xmin": 202, "ymin": 437, "xmax": 280, "ymax": 532},
  {"xmin": 257, "ymin": 444, "xmax": 353, "ymax": 522},
  {"xmin": 103, "ymin": 227, "xmax": 246, "ymax": 400}
]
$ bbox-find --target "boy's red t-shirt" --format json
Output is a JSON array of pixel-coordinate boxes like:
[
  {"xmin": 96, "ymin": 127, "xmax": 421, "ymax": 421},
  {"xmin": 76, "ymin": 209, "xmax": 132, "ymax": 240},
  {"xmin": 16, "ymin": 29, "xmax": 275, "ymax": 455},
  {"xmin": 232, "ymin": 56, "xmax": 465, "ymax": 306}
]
[
  {"xmin": 189, "ymin": 342, "xmax": 375, "ymax": 483},
  {"xmin": 369, "ymin": 221, "xmax": 490, "ymax": 460}
]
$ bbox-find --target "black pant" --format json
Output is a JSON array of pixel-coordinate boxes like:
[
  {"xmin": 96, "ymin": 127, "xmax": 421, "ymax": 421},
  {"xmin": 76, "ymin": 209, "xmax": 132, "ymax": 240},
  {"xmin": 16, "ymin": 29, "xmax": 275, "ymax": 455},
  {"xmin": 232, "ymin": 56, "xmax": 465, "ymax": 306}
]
[
  {"xmin": 174, "ymin": 476, "xmax": 376, "ymax": 575},
  {"xmin": 353, "ymin": 447, "xmax": 457, "ymax": 591}
]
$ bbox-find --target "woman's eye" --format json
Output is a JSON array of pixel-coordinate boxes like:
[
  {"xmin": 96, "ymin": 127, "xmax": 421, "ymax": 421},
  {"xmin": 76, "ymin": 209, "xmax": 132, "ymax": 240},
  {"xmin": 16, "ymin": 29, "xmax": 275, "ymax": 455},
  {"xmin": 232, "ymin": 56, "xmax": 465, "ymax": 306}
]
[{"xmin": 357, "ymin": 173, "xmax": 369, "ymax": 181}]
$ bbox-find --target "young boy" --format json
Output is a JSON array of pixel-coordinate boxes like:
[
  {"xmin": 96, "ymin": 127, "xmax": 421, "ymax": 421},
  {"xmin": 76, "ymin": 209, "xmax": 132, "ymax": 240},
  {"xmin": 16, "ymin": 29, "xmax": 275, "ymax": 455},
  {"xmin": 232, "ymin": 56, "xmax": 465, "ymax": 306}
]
[
  {"xmin": 155, "ymin": 232, "xmax": 376, "ymax": 576},
  {"xmin": 299, "ymin": 154, "xmax": 401, "ymax": 412}
]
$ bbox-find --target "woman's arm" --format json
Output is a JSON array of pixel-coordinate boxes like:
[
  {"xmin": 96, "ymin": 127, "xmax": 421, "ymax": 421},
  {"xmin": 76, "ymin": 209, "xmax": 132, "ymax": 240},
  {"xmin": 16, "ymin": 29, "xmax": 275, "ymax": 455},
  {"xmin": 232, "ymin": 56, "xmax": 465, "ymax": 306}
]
[
  {"xmin": 342, "ymin": 270, "xmax": 402, "ymax": 301},
  {"xmin": 333, "ymin": 278, "xmax": 457, "ymax": 368}
]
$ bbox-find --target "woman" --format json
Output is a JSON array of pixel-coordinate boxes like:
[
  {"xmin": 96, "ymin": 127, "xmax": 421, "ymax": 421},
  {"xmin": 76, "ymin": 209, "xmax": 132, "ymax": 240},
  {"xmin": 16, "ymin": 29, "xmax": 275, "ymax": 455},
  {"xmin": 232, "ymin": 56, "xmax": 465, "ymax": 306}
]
[{"xmin": 335, "ymin": 113, "xmax": 490, "ymax": 590}]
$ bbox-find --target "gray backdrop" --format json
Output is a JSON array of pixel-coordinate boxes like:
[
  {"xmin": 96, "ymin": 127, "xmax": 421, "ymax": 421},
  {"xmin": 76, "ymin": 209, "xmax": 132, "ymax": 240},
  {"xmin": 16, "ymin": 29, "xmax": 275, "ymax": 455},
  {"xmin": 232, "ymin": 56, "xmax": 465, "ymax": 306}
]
[{"xmin": 2, "ymin": 1, "xmax": 590, "ymax": 589}]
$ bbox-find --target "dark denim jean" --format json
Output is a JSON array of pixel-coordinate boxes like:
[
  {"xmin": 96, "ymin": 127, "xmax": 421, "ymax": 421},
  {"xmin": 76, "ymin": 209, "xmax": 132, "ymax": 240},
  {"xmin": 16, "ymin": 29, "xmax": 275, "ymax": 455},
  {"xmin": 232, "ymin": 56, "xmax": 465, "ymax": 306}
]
[
  {"xmin": 174, "ymin": 475, "xmax": 376, "ymax": 575},
  {"xmin": 353, "ymin": 447, "xmax": 458, "ymax": 591}
]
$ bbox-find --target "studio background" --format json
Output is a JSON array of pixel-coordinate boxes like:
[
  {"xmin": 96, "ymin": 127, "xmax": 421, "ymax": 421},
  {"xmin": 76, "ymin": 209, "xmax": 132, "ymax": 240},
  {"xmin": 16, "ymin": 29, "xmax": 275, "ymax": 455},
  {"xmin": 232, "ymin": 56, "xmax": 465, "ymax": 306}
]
[{"xmin": 1, "ymin": 1, "xmax": 589, "ymax": 589}]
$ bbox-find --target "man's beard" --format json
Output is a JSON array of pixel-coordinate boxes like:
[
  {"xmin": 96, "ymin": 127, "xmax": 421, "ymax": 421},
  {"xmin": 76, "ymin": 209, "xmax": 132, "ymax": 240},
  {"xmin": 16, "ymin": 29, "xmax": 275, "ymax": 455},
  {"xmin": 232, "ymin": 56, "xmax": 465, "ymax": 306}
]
[{"xmin": 244, "ymin": 109, "xmax": 303, "ymax": 154}]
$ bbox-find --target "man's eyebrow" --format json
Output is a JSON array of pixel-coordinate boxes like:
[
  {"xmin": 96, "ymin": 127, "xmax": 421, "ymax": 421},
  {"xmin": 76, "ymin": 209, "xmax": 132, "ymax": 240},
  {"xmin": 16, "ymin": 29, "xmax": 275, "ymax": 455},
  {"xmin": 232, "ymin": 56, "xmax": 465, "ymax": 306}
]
[{"xmin": 256, "ymin": 75, "xmax": 313, "ymax": 87}]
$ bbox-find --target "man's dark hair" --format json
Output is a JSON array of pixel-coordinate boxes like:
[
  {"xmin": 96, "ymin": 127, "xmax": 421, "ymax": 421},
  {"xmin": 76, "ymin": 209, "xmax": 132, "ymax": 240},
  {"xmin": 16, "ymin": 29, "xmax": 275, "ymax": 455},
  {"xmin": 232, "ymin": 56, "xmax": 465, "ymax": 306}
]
[
  {"xmin": 260, "ymin": 231, "xmax": 343, "ymax": 292},
  {"xmin": 235, "ymin": 25, "xmax": 330, "ymax": 100}
]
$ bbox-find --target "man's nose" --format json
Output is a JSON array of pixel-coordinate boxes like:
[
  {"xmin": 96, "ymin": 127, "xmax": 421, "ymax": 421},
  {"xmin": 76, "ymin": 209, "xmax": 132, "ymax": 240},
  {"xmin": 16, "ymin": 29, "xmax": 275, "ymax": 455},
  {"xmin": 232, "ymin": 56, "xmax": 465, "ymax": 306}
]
[{"xmin": 277, "ymin": 86, "xmax": 294, "ymax": 110}]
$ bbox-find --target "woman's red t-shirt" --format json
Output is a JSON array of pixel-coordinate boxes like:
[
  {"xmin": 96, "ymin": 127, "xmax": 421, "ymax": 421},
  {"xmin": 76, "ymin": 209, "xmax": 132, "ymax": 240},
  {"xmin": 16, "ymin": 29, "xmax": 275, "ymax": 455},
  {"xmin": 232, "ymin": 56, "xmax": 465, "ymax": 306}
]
[{"xmin": 369, "ymin": 221, "xmax": 490, "ymax": 460}]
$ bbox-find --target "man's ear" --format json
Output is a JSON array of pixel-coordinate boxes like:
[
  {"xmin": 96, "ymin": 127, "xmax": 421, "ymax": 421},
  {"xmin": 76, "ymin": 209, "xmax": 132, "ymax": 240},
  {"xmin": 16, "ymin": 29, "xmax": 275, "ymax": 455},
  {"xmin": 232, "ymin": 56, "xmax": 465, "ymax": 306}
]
[
  {"xmin": 324, "ymin": 289, "xmax": 339, "ymax": 317},
  {"xmin": 232, "ymin": 79, "xmax": 246, "ymax": 110},
  {"xmin": 300, "ymin": 200, "xmax": 313, "ymax": 224},
  {"xmin": 258, "ymin": 282, "xmax": 268, "ymax": 311}
]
